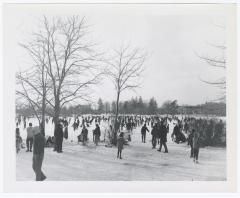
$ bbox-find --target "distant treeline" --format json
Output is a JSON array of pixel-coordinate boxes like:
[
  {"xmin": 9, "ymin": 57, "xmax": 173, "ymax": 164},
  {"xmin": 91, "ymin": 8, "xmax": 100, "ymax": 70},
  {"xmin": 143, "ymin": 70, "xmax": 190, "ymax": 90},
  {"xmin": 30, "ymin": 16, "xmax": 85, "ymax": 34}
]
[{"xmin": 16, "ymin": 97, "xmax": 226, "ymax": 117}]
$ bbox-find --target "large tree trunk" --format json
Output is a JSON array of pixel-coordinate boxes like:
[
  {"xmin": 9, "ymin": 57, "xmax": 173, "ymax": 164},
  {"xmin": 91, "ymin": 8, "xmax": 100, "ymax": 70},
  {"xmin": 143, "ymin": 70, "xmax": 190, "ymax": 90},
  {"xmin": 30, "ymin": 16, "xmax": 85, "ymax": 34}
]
[
  {"xmin": 41, "ymin": 92, "xmax": 46, "ymax": 136},
  {"xmin": 112, "ymin": 91, "xmax": 120, "ymax": 145},
  {"xmin": 54, "ymin": 98, "xmax": 60, "ymax": 136}
]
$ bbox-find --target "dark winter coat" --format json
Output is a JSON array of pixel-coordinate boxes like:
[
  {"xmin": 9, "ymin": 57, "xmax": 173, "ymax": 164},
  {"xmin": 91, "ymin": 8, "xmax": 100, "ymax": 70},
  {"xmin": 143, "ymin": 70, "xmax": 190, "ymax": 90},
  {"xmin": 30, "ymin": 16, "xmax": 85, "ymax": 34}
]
[
  {"xmin": 33, "ymin": 133, "xmax": 45, "ymax": 155},
  {"xmin": 160, "ymin": 125, "xmax": 168, "ymax": 143},
  {"xmin": 193, "ymin": 132, "xmax": 200, "ymax": 149},
  {"xmin": 82, "ymin": 128, "xmax": 88, "ymax": 141},
  {"xmin": 151, "ymin": 125, "xmax": 158, "ymax": 137},
  {"xmin": 94, "ymin": 126, "xmax": 101, "ymax": 137},
  {"xmin": 117, "ymin": 136, "xmax": 124, "ymax": 150},
  {"xmin": 188, "ymin": 132, "xmax": 194, "ymax": 146},
  {"xmin": 55, "ymin": 125, "xmax": 64, "ymax": 140},
  {"xmin": 64, "ymin": 127, "xmax": 68, "ymax": 139},
  {"xmin": 141, "ymin": 125, "xmax": 149, "ymax": 134},
  {"xmin": 126, "ymin": 122, "xmax": 132, "ymax": 131}
]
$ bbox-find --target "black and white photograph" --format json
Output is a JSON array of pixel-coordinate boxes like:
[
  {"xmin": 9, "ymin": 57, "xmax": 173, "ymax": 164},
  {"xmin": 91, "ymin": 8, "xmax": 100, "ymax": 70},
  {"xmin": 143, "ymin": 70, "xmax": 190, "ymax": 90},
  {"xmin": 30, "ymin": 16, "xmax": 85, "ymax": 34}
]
[{"xmin": 2, "ymin": 1, "xmax": 238, "ymax": 193}]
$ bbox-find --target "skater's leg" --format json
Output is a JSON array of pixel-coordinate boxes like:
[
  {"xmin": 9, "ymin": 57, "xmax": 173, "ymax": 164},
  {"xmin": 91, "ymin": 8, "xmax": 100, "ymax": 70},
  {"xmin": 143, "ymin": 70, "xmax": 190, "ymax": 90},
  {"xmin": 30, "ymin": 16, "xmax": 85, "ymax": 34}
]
[
  {"xmin": 59, "ymin": 139, "xmax": 63, "ymax": 152},
  {"xmin": 196, "ymin": 148, "xmax": 199, "ymax": 162},
  {"xmin": 117, "ymin": 149, "xmax": 120, "ymax": 158},
  {"xmin": 26, "ymin": 138, "xmax": 29, "ymax": 151},
  {"xmin": 193, "ymin": 148, "xmax": 197, "ymax": 162},
  {"xmin": 158, "ymin": 142, "xmax": 162, "ymax": 151},
  {"xmin": 190, "ymin": 144, "xmax": 193, "ymax": 158},
  {"xmin": 30, "ymin": 138, "xmax": 33, "ymax": 151},
  {"xmin": 163, "ymin": 142, "xmax": 168, "ymax": 153},
  {"xmin": 53, "ymin": 136, "xmax": 57, "ymax": 151},
  {"xmin": 154, "ymin": 137, "xmax": 157, "ymax": 148}
]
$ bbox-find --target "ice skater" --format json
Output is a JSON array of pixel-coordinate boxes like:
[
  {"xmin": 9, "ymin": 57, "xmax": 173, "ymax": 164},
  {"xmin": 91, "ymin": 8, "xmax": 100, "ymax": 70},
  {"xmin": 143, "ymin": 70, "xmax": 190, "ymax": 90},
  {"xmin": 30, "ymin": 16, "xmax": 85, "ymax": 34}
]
[
  {"xmin": 16, "ymin": 127, "xmax": 22, "ymax": 154},
  {"xmin": 157, "ymin": 120, "xmax": 168, "ymax": 153},
  {"xmin": 151, "ymin": 123, "xmax": 158, "ymax": 149},
  {"xmin": 81, "ymin": 125, "xmax": 88, "ymax": 145},
  {"xmin": 188, "ymin": 129, "xmax": 194, "ymax": 158},
  {"xmin": 193, "ymin": 130, "xmax": 200, "ymax": 163},
  {"xmin": 117, "ymin": 132, "xmax": 124, "ymax": 159},
  {"xmin": 141, "ymin": 123, "xmax": 149, "ymax": 143},
  {"xmin": 26, "ymin": 123, "xmax": 34, "ymax": 152},
  {"xmin": 93, "ymin": 124, "xmax": 101, "ymax": 146}
]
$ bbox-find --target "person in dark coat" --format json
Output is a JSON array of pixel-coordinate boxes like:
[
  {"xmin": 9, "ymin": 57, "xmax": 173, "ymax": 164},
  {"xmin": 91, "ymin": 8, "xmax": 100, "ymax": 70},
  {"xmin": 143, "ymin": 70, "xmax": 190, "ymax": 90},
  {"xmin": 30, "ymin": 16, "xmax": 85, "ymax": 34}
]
[
  {"xmin": 64, "ymin": 126, "xmax": 68, "ymax": 140},
  {"xmin": 93, "ymin": 124, "xmax": 101, "ymax": 146},
  {"xmin": 188, "ymin": 129, "xmax": 194, "ymax": 158},
  {"xmin": 156, "ymin": 121, "xmax": 161, "ymax": 145},
  {"xmin": 26, "ymin": 123, "xmax": 34, "ymax": 152},
  {"xmin": 126, "ymin": 121, "xmax": 132, "ymax": 141},
  {"xmin": 172, "ymin": 124, "xmax": 186, "ymax": 143},
  {"xmin": 16, "ymin": 127, "xmax": 22, "ymax": 154},
  {"xmin": 55, "ymin": 123, "xmax": 63, "ymax": 153},
  {"xmin": 117, "ymin": 132, "xmax": 124, "ymax": 159},
  {"xmin": 157, "ymin": 121, "xmax": 168, "ymax": 153},
  {"xmin": 141, "ymin": 123, "xmax": 149, "ymax": 143},
  {"xmin": 193, "ymin": 130, "xmax": 200, "ymax": 163},
  {"xmin": 171, "ymin": 124, "xmax": 180, "ymax": 143},
  {"xmin": 81, "ymin": 125, "xmax": 88, "ymax": 145},
  {"xmin": 151, "ymin": 124, "xmax": 158, "ymax": 149},
  {"xmin": 32, "ymin": 126, "xmax": 46, "ymax": 181}
]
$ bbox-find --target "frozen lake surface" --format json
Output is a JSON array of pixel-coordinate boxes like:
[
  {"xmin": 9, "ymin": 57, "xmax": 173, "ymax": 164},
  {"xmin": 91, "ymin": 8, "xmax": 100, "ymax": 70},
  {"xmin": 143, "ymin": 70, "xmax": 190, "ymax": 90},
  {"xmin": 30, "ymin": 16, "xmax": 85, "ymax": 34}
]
[{"xmin": 16, "ymin": 117, "xmax": 226, "ymax": 181}]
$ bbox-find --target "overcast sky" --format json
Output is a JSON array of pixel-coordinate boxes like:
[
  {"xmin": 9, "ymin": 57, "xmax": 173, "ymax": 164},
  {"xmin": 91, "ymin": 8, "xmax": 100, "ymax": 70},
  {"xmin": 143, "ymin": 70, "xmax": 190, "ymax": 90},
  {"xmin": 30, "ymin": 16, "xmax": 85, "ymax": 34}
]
[{"xmin": 5, "ymin": 4, "xmax": 228, "ymax": 106}]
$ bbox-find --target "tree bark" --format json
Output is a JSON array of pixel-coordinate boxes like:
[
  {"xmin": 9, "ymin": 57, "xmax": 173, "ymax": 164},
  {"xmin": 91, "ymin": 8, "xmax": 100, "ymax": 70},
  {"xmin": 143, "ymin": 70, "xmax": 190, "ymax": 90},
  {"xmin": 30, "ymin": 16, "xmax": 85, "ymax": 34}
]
[
  {"xmin": 54, "ymin": 98, "xmax": 60, "ymax": 135},
  {"xmin": 113, "ymin": 91, "xmax": 120, "ymax": 145},
  {"xmin": 41, "ymin": 91, "xmax": 46, "ymax": 136}
]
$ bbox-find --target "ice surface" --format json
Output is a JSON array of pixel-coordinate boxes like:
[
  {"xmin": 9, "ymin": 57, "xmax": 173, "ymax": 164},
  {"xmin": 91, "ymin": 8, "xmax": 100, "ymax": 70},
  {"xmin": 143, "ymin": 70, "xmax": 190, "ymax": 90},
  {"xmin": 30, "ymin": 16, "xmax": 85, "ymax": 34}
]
[{"xmin": 16, "ymin": 117, "xmax": 226, "ymax": 181}]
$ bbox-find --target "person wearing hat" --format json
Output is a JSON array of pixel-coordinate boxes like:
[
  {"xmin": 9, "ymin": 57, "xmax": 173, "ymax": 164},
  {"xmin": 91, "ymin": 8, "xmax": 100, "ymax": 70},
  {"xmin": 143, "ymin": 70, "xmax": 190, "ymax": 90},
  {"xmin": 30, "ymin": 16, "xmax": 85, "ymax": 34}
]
[{"xmin": 32, "ymin": 126, "xmax": 46, "ymax": 181}]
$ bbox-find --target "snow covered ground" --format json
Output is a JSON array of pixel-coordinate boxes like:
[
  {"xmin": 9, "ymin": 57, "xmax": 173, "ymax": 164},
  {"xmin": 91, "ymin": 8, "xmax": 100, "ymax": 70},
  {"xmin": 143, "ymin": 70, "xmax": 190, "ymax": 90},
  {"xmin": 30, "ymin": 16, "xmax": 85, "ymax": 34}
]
[{"xmin": 16, "ymin": 117, "xmax": 226, "ymax": 181}]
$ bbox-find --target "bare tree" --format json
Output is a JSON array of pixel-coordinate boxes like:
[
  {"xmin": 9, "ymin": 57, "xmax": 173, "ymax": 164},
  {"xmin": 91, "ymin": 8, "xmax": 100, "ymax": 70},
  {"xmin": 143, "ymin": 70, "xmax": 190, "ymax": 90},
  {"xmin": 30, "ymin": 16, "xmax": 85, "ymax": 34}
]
[
  {"xmin": 16, "ymin": 35, "xmax": 51, "ymax": 135},
  {"xmin": 40, "ymin": 16, "xmax": 102, "ymax": 132},
  {"xmin": 16, "ymin": 15, "xmax": 103, "ymax": 136},
  {"xmin": 106, "ymin": 45, "xmax": 147, "ymax": 144},
  {"xmin": 196, "ymin": 44, "xmax": 226, "ymax": 102},
  {"xmin": 196, "ymin": 25, "xmax": 226, "ymax": 102}
]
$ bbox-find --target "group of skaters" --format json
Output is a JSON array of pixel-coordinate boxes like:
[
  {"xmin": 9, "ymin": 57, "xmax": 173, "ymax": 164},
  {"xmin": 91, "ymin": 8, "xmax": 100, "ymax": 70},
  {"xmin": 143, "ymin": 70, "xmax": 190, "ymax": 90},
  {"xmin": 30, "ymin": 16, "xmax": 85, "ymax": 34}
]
[
  {"xmin": 15, "ymin": 114, "xmax": 225, "ymax": 180},
  {"xmin": 114, "ymin": 115, "xmax": 225, "ymax": 163}
]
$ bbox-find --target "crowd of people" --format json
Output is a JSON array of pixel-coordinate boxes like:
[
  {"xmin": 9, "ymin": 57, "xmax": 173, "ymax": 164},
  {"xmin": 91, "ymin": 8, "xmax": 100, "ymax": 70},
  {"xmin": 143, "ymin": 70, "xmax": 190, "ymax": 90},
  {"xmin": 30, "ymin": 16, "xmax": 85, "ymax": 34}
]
[{"xmin": 15, "ymin": 114, "xmax": 225, "ymax": 180}]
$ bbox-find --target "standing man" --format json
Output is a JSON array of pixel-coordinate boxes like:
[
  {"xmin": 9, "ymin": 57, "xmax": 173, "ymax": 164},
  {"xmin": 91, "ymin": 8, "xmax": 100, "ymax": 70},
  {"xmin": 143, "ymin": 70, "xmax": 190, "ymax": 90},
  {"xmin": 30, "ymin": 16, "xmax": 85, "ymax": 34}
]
[
  {"xmin": 26, "ymin": 123, "xmax": 34, "ymax": 152},
  {"xmin": 141, "ymin": 123, "xmax": 149, "ymax": 143},
  {"xmin": 93, "ymin": 124, "xmax": 101, "ymax": 146},
  {"xmin": 32, "ymin": 126, "xmax": 46, "ymax": 181},
  {"xmin": 151, "ymin": 123, "xmax": 158, "ymax": 149},
  {"xmin": 188, "ymin": 129, "xmax": 194, "ymax": 158},
  {"xmin": 193, "ymin": 130, "xmax": 200, "ymax": 163},
  {"xmin": 126, "ymin": 120, "xmax": 132, "ymax": 142},
  {"xmin": 157, "ymin": 120, "xmax": 168, "ymax": 153},
  {"xmin": 82, "ymin": 125, "xmax": 88, "ymax": 145},
  {"xmin": 24, "ymin": 118, "xmax": 27, "ymax": 129}
]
